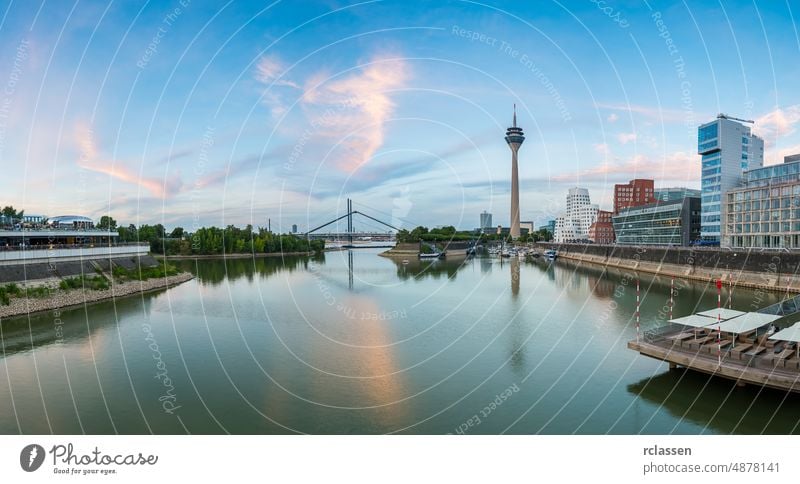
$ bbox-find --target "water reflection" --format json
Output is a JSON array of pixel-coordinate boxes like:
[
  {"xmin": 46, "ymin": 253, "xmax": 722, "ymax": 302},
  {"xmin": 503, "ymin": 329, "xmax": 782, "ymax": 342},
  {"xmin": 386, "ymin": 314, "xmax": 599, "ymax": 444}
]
[
  {"xmin": 627, "ymin": 370, "xmax": 800, "ymax": 434},
  {"xmin": 0, "ymin": 294, "xmax": 153, "ymax": 357},
  {"xmin": 388, "ymin": 255, "xmax": 471, "ymax": 280},
  {"xmin": 175, "ymin": 255, "xmax": 315, "ymax": 285}
]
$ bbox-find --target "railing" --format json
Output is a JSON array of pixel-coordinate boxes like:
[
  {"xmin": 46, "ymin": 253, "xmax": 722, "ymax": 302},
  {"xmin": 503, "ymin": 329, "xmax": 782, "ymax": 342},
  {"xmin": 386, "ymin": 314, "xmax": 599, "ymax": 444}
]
[{"xmin": 0, "ymin": 242, "xmax": 149, "ymax": 252}]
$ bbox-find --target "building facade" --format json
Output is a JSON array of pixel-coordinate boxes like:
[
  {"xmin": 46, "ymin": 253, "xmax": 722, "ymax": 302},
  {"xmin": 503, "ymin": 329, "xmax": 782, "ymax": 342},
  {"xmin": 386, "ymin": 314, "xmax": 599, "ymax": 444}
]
[
  {"xmin": 723, "ymin": 155, "xmax": 800, "ymax": 248},
  {"xmin": 697, "ymin": 114, "xmax": 764, "ymax": 244},
  {"xmin": 480, "ymin": 211, "xmax": 493, "ymax": 231},
  {"xmin": 538, "ymin": 220, "xmax": 555, "ymax": 235},
  {"xmin": 554, "ymin": 187, "xmax": 598, "ymax": 243},
  {"xmin": 655, "ymin": 187, "xmax": 701, "ymax": 203},
  {"xmin": 588, "ymin": 210, "xmax": 615, "ymax": 244},
  {"xmin": 613, "ymin": 179, "xmax": 655, "ymax": 214},
  {"xmin": 612, "ymin": 197, "xmax": 701, "ymax": 246}
]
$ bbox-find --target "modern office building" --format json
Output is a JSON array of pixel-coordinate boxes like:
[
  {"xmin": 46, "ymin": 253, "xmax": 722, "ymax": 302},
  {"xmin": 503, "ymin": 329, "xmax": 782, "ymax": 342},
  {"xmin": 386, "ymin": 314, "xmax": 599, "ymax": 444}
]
[
  {"xmin": 697, "ymin": 114, "xmax": 764, "ymax": 244},
  {"xmin": 292, "ymin": 224, "xmax": 298, "ymax": 233},
  {"xmin": 538, "ymin": 220, "xmax": 556, "ymax": 235},
  {"xmin": 505, "ymin": 106, "xmax": 525, "ymax": 239},
  {"xmin": 655, "ymin": 187, "xmax": 701, "ymax": 202},
  {"xmin": 480, "ymin": 211, "xmax": 493, "ymax": 231},
  {"xmin": 554, "ymin": 187, "xmax": 598, "ymax": 243},
  {"xmin": 612, "ymin": 196, "xmax": 701, "ymax": 246},
  {"xmin": 613, "ymin": 179, "xmax": 655, "ymax": 214},
  {"xmin": 588, "ymin": 210, "xmax": 615, "ymax": 244},
  {"xmin": 723, "ymin": 154, "xmax": 800, "ymax": 248},
  {"xmin": 519, "ymin": 221, "xmax": 534, "ymax": 234}
]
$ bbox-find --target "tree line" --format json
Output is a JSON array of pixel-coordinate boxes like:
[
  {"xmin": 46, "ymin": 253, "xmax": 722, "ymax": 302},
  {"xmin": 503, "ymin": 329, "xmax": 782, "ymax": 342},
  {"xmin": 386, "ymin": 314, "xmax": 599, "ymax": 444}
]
[
  {"xmin": 112, "ymin": 218, "xmax": 324, "ymax": 256},
  {"xmin": 396, "ymin": 225, "xmax": 553, "ymax": 243}
]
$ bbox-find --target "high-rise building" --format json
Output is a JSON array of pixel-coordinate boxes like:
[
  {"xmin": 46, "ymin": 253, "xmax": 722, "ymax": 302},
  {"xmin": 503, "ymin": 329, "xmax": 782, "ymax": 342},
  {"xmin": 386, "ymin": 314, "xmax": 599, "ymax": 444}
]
[
  {"xmin": 479, "ymin": 211, "xmax": 492, "ymax": 231},
  {"xmin": 697, "ymin": 114, "xmax": 764, "ymax": 244},
  {"xmin": 292, "ymin": 224, "xmax": 298, "ymax": 233},
  {"xmin": 554, "ymin": 187, "xmax": 598, "ymax": 242},
  {"xmin": 588, "ymin": 210, "xmax": 615, "ymax": 244},
  {"xmin": 655, "ymin": 187, "xmax": 701, "ymax": 202},
  {"xmin": 505, "ymin": 105, "xmax": 525, "ymax": 239},
  {"xmin": 613, "ymin": 179, "xmax": 655, "ymax": 214}
]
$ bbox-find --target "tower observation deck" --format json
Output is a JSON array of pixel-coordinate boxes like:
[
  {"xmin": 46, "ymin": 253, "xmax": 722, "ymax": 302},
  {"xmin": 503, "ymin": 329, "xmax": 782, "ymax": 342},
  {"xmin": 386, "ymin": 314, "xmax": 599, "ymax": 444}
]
[{"xmin": 505, "ymin": 105, "xmax": 525, "ymax": 239}]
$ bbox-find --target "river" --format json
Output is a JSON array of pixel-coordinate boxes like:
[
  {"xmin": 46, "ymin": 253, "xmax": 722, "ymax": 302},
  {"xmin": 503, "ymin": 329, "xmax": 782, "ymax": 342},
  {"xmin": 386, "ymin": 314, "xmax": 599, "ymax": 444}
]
[{"xmin": 1, "ymin": 249, "xmax": 799, "ymax": 434}]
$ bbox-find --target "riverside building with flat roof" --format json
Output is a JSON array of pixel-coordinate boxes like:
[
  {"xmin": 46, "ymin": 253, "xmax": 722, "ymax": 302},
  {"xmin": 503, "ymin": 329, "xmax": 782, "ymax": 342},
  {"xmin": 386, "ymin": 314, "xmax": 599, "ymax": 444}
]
[
  {"xmin": 723, "ymin": 154, "xmax": 800, "ymax": 249},
  {"xmin": 612, "ymin": 196, "xmax": 701, "ymax": 246}
]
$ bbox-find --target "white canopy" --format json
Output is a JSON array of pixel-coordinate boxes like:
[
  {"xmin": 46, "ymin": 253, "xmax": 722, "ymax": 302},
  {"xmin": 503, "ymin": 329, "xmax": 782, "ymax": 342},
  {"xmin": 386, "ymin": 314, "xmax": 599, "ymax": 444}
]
[
  {"xmin": 696, "ymin": 308, "xmax": 746, "ymax": 320},
  {"xmin": 769, "ymin": 322, "xmax": 800, "ymax": 343},
  {"xmin": 716, "ymin": 313, "xmax": 782, "ymax": 334},
  {"xmin": 668, "ymin": 314, "xmax": 718, "ymax": 328}
]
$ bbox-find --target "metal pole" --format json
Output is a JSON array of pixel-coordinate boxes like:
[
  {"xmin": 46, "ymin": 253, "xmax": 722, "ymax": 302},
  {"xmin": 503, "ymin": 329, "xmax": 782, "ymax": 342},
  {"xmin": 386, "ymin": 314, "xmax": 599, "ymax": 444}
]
[
  {"xmin": 729, "ymin": 273, "xmax": 732, "ymax": 309},
  {"xmin": 636, "ymin": 278, "xmax": 640, "ymax": 343},
  {"xmin": 717, "ymin": 278, "xmax": 722, "ymax": 366},
  {"xmin": 669, "ymin": 277, "xmax": 674, "ymax": 321}
]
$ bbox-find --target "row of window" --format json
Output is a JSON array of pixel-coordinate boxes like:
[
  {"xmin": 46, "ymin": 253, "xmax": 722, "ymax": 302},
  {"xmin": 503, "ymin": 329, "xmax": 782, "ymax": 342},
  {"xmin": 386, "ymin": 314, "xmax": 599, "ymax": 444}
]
[{"xmin": 727, "ymin": 222, "xmax": 800, "ymax": 233}]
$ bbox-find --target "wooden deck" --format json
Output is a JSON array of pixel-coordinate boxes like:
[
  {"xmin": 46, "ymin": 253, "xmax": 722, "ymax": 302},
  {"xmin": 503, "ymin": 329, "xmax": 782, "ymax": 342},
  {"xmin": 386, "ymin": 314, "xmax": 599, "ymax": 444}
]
[{"xmin": 628, "ymin": 337, "xmax": 800, "ymax": 393}]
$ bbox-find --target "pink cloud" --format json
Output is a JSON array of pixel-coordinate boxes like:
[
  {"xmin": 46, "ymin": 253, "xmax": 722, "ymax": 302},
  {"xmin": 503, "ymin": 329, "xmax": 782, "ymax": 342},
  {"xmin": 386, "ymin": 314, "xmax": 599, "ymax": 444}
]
[
  {"xmin": 617, "ymin": 132, "xmax": 637, "ymax": 144},
  {"xmin": 256, "ymin": 54, "xmax": 410, "ymax": 173},
  {"xmin": 301, "ymin": 56, "xmax": 410, "ymax": 172},
  {"xmin": 754, "ymin": 105, "xmax": 800, "ymax": 141},
  {"xmin": 552, "ymin": 151, "xmax": 697, "ymax": 183},
  {"xmin": 74, "ymin": 124, "xmax": 182, "ymax": 199}
]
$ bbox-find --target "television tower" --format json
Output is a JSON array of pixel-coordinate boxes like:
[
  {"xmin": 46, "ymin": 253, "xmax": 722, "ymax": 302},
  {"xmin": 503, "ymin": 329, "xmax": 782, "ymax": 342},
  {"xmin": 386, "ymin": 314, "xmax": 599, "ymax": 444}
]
[{"xmin": 505, "ymin": 105, "xmax": 525, "ymax": 239}]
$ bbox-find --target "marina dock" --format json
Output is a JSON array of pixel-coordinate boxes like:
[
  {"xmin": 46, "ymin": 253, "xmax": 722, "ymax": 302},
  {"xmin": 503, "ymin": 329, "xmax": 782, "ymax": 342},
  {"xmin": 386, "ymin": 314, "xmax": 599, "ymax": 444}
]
[{"xmin": 629, "ymin": 296, "xmax": 800, "ymax": 393}]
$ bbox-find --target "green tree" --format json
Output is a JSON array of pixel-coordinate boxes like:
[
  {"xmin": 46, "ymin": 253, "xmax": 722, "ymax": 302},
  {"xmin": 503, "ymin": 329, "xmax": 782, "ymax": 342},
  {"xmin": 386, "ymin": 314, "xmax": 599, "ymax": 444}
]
[{"xmin": 97, "ymin": 215, "xmax": 117, "ymax": 230}]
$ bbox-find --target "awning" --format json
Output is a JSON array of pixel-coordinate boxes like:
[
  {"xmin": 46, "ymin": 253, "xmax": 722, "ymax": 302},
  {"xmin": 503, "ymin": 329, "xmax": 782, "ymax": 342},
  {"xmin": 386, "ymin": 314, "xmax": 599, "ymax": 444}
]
[
  {"xmin": 668, "ymin": 314, "xmax": 718, "ymax": 328},
  {"xmin": 716, "ymin": 312, "xmax": 782, "ymax": 334},
  {"xmin": 696, "ymin": 308, "xmax": 746, "ymax": 320},
  {"xmin": 769, "ymin": 322, "xmax": 800, "ymax": 343}
]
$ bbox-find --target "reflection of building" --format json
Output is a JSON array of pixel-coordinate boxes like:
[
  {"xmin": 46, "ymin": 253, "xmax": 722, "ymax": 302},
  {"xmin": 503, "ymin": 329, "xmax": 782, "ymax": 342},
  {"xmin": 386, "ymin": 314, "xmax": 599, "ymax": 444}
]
[
  {"xmin": 655, "ymin": 187, "xmax": 700, "ymax": 203},
  {"xmin": 505, "ymin": 106, "xmax": 525, "ymax": 239},
  {"xmin": 614, "ymin": 179, "xmax": 655, "ymax": 214},
  {"xmin": 554, "ymin": 187, "xmax": 598, "ymax": 242},
  {"xmin": 510, "ymin": 257, "xmax": 520, "ymax": 297},
  {"xmin": 480, "ymin": 211, "xmax": 492, "ymax": 231},
  {"xmin": 588, "ymin": 210, "xmax": 615, "ymax": 244},
  {"xmin": 723, "ymin": 154, "xmax": 800, "ymax": 248},
  {"xmin": 698, "ymin": 114, "xmax": 764, "ymax": 244},
  {"xmin": 612, "ymin": 196, "xmax": 700, "ymax": 246}
]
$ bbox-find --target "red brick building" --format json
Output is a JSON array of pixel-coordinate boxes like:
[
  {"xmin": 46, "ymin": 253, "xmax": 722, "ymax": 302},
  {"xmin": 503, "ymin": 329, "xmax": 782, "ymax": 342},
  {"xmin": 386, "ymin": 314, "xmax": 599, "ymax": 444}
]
[
  {"xmin": 614, "ymin": 179, "xmax": 655, "ymax": 214},
  {"xmin": 588, "ymin": 210, "xmax": 615, "ymax": 244}
]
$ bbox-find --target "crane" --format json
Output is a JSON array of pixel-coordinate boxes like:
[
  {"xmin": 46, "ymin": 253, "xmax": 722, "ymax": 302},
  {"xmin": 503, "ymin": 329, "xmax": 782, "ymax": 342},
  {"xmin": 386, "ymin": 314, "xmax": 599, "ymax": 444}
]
[{"xmin": 717, "ymin": 113, "xmax": 754, "ymax": 124}]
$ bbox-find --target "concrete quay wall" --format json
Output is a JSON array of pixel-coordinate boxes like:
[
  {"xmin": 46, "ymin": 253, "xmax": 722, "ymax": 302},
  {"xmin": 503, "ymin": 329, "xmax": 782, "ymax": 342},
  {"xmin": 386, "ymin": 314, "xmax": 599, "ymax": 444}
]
[{"xmin": 544, "ymin": 243, "xmax": 800, "ymax": 293}]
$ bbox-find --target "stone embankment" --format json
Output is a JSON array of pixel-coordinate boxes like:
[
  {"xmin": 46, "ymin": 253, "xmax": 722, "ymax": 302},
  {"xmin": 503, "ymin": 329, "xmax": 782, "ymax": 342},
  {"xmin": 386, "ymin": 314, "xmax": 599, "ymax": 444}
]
[
  {"xmin": 0, "ymin": 272, "xmax": 194, "ymax": 320},
  {"xmin": 544, "ymin": 243, "xmax": 800, "ymax": 293}
]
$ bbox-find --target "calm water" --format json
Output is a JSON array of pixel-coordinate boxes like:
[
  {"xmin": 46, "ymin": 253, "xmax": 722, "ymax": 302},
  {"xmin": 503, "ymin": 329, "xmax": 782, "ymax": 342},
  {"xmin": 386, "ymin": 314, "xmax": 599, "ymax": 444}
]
[{"xmin": 2, "ymin": 249, "xmax": 800, "ymax": 434}]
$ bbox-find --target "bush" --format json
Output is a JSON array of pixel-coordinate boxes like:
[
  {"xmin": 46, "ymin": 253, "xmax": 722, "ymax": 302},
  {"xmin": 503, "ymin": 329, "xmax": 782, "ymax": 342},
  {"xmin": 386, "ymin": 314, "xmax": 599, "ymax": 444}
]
[
  {"xmin": 112, "ymin": 263, "xmax": 179, "ymax": 282},
  {"xmin": 59, "ymin": 275, "xmax": 109, "ymax": 291}
]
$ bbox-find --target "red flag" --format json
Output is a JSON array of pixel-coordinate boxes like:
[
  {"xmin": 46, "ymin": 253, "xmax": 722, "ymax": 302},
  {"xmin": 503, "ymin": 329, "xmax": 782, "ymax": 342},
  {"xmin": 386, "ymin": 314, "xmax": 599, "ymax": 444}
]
[{"xmin": 716, "ymin": 279, "xmax": 722, "ymax": 290}]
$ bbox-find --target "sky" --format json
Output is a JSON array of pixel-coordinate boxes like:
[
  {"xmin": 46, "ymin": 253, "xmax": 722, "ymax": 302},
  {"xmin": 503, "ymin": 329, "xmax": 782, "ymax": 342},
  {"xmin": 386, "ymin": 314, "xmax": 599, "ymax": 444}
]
[{"xmin": 0, "ymin": 0, "xmax": 799, "ymax": 233}]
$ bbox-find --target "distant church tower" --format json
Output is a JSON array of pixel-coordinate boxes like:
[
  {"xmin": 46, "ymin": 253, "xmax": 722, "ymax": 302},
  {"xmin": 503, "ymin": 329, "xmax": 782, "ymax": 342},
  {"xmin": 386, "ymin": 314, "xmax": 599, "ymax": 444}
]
[{"xmin": 505, "ymin": 105, "xmax": 525, "ymax": 239}]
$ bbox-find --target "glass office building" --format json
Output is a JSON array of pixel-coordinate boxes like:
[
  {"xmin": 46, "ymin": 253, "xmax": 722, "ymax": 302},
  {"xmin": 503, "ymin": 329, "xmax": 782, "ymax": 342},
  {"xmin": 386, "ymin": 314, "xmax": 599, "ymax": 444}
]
[
  {"xmin": 723, "ymin": 156, "xmax": 800, "ymax": 248},
  {"xmin": 612, "ymin": 197, "xmax": 701, "ymax": 246},
  {"xmin": 697, "ymin": 115, "xmax": 764, "ymax": 244}
]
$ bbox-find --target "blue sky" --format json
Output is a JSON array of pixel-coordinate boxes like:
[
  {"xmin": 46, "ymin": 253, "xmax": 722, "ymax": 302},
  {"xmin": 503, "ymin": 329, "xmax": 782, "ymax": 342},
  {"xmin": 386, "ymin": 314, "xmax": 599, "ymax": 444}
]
[{"xmin": 1, "ymin": 0, "xmax": 799, "ymax": 232}]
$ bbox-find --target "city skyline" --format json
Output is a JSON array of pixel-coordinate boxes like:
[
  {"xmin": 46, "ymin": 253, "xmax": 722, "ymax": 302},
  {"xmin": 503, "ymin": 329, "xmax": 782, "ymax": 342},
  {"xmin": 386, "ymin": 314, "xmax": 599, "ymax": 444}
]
[{"xmin": 1, "ymin": 1, "xmax": 800, "ymax": 231}]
